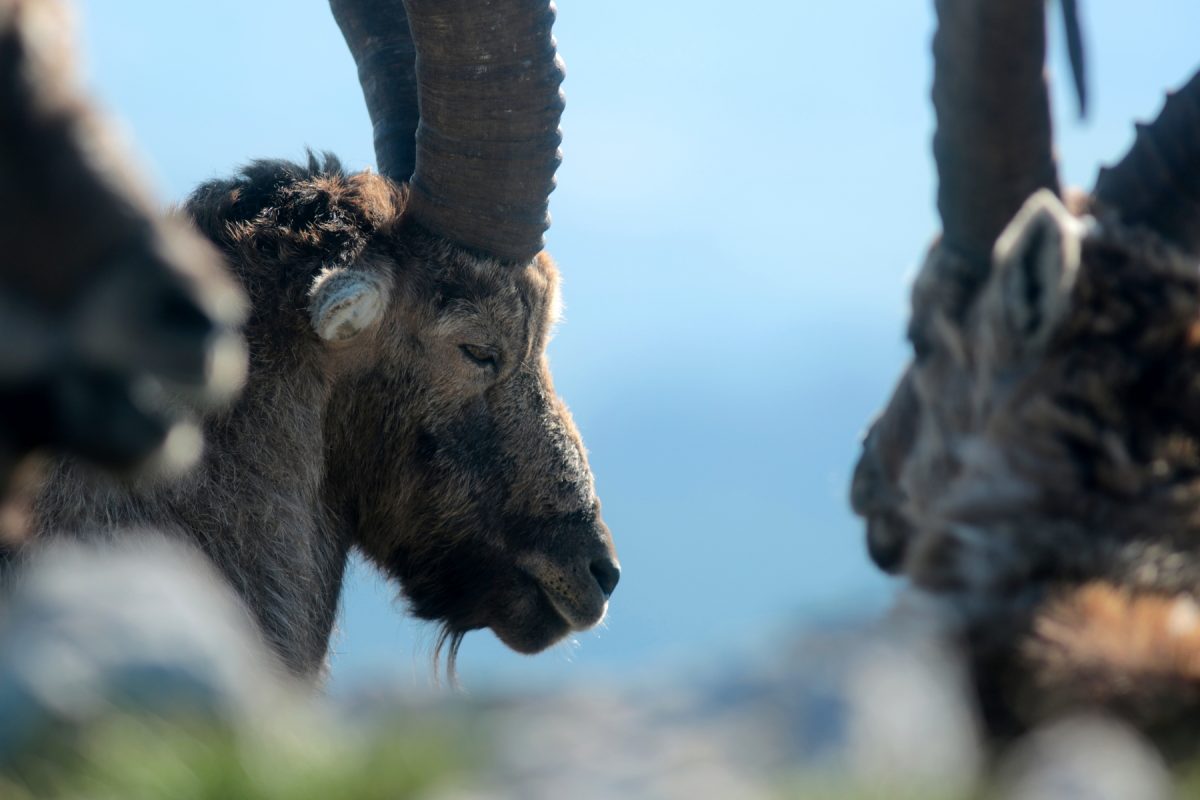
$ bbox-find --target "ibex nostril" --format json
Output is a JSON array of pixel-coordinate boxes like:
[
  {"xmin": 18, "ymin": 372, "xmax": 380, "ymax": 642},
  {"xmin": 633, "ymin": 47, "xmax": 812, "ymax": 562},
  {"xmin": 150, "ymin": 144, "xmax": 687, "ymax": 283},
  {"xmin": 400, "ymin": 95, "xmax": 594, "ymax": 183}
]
[{"xmin": 589, "ymin": 557, "xmax": 620, "ymax": 598}]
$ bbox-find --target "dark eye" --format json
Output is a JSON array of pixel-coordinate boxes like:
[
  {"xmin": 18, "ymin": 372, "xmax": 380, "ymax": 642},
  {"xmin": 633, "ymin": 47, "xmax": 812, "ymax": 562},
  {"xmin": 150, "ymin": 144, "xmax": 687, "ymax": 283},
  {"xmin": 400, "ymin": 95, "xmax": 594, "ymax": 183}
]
[{"xmin": 459, "ymin": 344, "xmax": 498, "ymax": 370}]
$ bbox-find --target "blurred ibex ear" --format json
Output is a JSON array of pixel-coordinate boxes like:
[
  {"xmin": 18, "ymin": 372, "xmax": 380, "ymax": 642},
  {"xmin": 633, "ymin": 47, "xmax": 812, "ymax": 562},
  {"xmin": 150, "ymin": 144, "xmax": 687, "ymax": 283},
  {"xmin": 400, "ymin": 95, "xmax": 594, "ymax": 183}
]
[
  {"xmin": 308, "ymin": 267, "xmax": 390, "ymax": 342},
  {"xmin": 990, "ymin": 189, "xmax": 1083, "ymax": 349}
]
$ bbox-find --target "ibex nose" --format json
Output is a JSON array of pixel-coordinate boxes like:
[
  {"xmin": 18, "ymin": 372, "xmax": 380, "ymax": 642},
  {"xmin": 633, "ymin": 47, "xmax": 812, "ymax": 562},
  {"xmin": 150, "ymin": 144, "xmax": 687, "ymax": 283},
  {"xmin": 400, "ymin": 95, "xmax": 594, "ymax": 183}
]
[{"xmin": 589, "ymin": 556, "xmax": 621, "ymax": 598}]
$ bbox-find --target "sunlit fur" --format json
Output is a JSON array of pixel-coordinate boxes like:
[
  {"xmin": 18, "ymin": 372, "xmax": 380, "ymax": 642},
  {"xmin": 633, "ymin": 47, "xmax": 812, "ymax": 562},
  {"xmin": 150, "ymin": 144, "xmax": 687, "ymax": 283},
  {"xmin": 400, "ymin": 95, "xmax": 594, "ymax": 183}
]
[
  {"xmin": 853, "ymin": 192, "xmax": 1200, "ymax": 749},
  {"xmin": 1023, "ymin": 584, "xmax": 1200, "ymax": 745},
  {"xmin": 30, "ymin": 155, "xmax": 617, "ymax": 678}
]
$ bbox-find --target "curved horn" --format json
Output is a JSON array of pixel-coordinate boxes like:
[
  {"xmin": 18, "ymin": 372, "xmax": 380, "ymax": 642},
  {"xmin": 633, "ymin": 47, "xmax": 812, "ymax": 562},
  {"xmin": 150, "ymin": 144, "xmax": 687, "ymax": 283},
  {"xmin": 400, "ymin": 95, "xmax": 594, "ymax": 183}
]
[
  {"xmin": 932, "ymin": 0, "xmax": 1060, "ymax": 269},
  {"xmin": 330, "ymin": 0, "xmax": 419, "ymax": 182},
  {"xmin": 404, "ymin": 0, "xmax": 565, "ymax": 265},
  {"xmin": 1093, "ymin": 70, "xmax": 1200, "ymax": 256}
]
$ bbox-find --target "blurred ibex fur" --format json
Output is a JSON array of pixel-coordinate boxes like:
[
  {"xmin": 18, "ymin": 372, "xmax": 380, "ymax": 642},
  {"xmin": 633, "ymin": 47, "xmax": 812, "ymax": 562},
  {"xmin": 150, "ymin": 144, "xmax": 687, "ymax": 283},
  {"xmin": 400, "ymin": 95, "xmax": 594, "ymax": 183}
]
[
  {"xmin": 28, "ymin": 0, "xmax": 619, "ymax": 680},
  {"xmin": 0, "ymin": 0, "xmax": 246, "ymax": 582},
  {"xmin": 0, "ymin": 0, "xmax": 245, "ymax": 485},
  {"xmin": 852, "ymin": 0, "xmax": 1200, "ymax": 755}
]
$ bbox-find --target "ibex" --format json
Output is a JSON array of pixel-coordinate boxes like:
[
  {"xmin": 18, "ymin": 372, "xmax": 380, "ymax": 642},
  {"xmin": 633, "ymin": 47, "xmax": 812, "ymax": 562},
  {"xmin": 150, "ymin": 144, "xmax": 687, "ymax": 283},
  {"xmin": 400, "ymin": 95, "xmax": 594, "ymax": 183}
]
[
  {"xmin": 851, "ymin": 0, "xmax": 1200, "ymax": 753},
  {"xmin": 29, "ymin": 0, "xmax": 620, "ymax": 679},
  {"xmin": 0, "ymin": 0, "xmax": 244, "ymax": 489}
]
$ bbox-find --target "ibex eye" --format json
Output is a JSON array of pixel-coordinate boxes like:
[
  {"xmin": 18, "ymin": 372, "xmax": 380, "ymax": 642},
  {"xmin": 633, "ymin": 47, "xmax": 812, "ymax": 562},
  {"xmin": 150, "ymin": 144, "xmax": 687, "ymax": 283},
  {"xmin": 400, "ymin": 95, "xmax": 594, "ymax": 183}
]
[{"xmin": 460, "ymin": 344, "xmax": 498, "ymax": 369}]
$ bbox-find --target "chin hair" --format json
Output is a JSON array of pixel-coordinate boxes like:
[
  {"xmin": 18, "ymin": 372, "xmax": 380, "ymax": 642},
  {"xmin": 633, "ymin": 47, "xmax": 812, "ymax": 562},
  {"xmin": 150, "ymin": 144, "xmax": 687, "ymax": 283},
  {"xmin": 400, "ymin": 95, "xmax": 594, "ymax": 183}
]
[{"xmin": 432, "ymin": 624, "xmax": 467, "ymax": 688}]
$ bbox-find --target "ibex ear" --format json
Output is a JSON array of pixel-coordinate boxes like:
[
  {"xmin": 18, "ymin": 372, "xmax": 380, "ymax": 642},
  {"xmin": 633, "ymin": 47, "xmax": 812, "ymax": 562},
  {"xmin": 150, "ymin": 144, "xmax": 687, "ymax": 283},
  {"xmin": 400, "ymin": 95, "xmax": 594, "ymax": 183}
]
[
  {"xmin": 990, "ymin": 189, "xmax": 1084, "ymax": 349},
  {"xmin": 308, "ymin": 267, "xmax": 390, "ymax": 342}
]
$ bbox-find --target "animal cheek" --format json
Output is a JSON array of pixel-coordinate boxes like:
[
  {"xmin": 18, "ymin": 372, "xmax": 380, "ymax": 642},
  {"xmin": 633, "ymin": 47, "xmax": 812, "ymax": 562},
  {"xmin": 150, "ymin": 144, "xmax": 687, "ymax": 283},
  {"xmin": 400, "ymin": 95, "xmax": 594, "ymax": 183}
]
[{"xmin": 907, "ymin": 530, "xmax": 972, "ymax": 593}]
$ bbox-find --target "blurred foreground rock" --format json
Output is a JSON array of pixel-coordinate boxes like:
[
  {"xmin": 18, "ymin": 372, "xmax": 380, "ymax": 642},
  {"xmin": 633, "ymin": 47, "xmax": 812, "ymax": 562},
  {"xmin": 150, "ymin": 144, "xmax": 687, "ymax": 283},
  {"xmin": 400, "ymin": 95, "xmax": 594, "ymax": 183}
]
[
  {"xmin": 342, "ymin": 621, "xmax": 987, "ymax": 799},
  {"xmin": 996, "ymin": 715, "xmax": 1171, "ymax": 800},
  {"xmin": 0, "ymin": 552, "xmax": 1181, "ymax": 797},
  {"xmin": 0, "ymin": 536, "xmax": 286, "ymax": 761}
]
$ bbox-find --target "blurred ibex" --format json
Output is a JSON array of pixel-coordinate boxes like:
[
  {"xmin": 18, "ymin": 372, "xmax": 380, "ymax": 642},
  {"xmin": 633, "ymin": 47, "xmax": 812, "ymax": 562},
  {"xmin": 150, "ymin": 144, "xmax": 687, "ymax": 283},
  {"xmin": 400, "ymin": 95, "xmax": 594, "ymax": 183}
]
[
  {"xmin": 852, "ymin": 0, "xmax": 1200, "ymax": 754},
  {"xmin": 0, "ymin": 1, "xmax": 245, "ymax": 494},
  {"xmin": 30, "ymin": 0, "xmax": 620, "ymax": 679}
]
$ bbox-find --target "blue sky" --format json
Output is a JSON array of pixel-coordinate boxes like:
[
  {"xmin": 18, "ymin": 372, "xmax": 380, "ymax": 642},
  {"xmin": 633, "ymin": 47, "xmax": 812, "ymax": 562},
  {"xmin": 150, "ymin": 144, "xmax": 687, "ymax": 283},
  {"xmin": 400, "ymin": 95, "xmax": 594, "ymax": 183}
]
[{"xmin": 76, "ymin": 2, "xmax": 1200, "ymax": 690}]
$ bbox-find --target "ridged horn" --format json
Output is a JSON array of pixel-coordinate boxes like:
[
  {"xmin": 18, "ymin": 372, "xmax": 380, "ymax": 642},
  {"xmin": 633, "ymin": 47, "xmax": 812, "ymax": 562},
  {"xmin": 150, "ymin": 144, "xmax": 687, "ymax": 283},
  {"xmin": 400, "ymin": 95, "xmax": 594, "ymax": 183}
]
[
  {"xmin": 932, "ymin": 0, "xmax": 1060, "ymax": 269},
  {"xmin": 1093, "ymin": 70, "xmax": 1200, "ymax": 256},
  {"xmin": 404, "ymin": 0, "xmax": 565, "ymax": 265},
  {"xmin": 330, "ymin": 0, "xmax": 419, "ymax": 182}
]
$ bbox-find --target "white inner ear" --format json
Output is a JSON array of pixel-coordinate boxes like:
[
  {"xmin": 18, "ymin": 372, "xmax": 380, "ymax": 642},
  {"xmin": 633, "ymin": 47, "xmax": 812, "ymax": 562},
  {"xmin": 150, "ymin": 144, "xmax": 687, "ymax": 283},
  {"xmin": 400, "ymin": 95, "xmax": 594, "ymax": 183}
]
[
  {"xmin": 992, "ymin": 189, "xmax": 1084, "ymax": 346},
  {"xmin": 308, "ymin": 268, "xmax": 389, "ymax": 342}
]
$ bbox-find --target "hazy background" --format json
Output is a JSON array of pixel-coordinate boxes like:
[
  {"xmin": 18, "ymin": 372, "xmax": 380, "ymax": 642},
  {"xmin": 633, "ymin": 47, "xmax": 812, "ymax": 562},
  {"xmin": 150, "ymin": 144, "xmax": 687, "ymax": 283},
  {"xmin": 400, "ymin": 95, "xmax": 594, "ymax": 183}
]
[{"xmin": 75, "ymin": 1, "xmax": 1200, "ymax": 690}]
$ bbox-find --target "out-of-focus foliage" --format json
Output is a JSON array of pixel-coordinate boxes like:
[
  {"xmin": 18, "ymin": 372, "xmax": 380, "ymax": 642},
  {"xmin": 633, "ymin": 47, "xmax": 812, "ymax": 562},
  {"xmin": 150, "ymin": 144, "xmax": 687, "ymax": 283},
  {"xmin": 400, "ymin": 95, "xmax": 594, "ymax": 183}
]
[{"xmin": 0, "ymin": 713, "xmax": 475, "ymax": 800}]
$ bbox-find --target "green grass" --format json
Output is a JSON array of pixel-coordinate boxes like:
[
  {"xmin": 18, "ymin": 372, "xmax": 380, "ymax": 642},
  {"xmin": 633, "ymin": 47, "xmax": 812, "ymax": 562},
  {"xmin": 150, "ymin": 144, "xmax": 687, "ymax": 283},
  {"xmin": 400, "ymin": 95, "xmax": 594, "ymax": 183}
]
[
  {"xmin": 8, "ymin": 706, "xmax": 1200, "ymax": 799},
  {"xmin": 0, "ymin": 711, "xmax": 478, "ymax": 800}
]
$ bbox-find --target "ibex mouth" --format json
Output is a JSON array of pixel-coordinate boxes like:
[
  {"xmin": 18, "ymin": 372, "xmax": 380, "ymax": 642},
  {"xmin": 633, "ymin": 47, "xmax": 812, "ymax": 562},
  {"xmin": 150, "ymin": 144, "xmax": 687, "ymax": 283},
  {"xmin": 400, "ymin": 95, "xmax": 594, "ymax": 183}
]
[
  {"xmin": 520, "ymin": 559, "xmax": 610, "ymax": 632},
  {"xmin": 536, "ymin": 580, "xmax": 609, "ymax": 632},
  {"xmin": 480, "ymin": 562, "xmax": 610, "ymax": 655}
]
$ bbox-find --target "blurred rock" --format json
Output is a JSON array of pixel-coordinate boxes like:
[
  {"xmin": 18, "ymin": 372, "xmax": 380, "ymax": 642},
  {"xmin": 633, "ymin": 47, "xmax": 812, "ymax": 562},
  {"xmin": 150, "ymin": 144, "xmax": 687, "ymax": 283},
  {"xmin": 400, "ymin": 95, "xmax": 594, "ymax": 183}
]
[
  {"xmin": 843, "ymin": 630, "xmax": 981, "ymax": 793},
  {"xmin": 366, "ymin": 621, "xmax": 986, "ymax": 798},
  {"xmin": 0, "ymin": 551, "xmax": 1179, "ymax": 798},
  {"xmin": 996, "ymin": 715, "xmax": 1172, "ymax": 800},
  {"xmin": 478, "ymin": 687, "xmax": 773, "ymax": 800},
  {"xmin": 0, "ymin": 534, "xmax": 286, "ymax": 761}
]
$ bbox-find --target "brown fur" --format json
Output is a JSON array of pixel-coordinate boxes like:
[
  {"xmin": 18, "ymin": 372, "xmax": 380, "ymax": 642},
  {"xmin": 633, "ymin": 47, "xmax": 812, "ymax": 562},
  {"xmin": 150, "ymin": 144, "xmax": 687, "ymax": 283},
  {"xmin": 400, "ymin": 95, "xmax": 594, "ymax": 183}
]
[
  {"xmin": 1026, "ymin": 584, "xmax": 1200, "ymax": 699},
  {"xmin": 996, "ymin": 583, "xmax": 1200, "ymax": 758},
  {"xmin": 29, "ymin": 157, "xmax": 618, "ymax": 678}
]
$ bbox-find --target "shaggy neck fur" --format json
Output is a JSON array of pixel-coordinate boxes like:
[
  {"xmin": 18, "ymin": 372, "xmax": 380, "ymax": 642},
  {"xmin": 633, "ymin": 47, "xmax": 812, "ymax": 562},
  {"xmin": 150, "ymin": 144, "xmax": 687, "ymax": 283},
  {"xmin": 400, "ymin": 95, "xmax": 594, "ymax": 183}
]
[{"xmin": 29, "ymin": 155, "xmax": 390, "ymax": 677}]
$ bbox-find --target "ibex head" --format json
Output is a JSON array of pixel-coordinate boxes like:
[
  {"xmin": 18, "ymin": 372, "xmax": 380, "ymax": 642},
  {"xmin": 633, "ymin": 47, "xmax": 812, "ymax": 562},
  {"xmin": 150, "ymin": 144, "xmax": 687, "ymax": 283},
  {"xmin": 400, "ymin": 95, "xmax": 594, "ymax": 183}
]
[
  {"xmin": 851, "ymin": 0, "xmax": 1200, "ymax": 734},
  {"xmin": 318, "ymin": 0, "xmax": 618, "ymax": 661}
]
